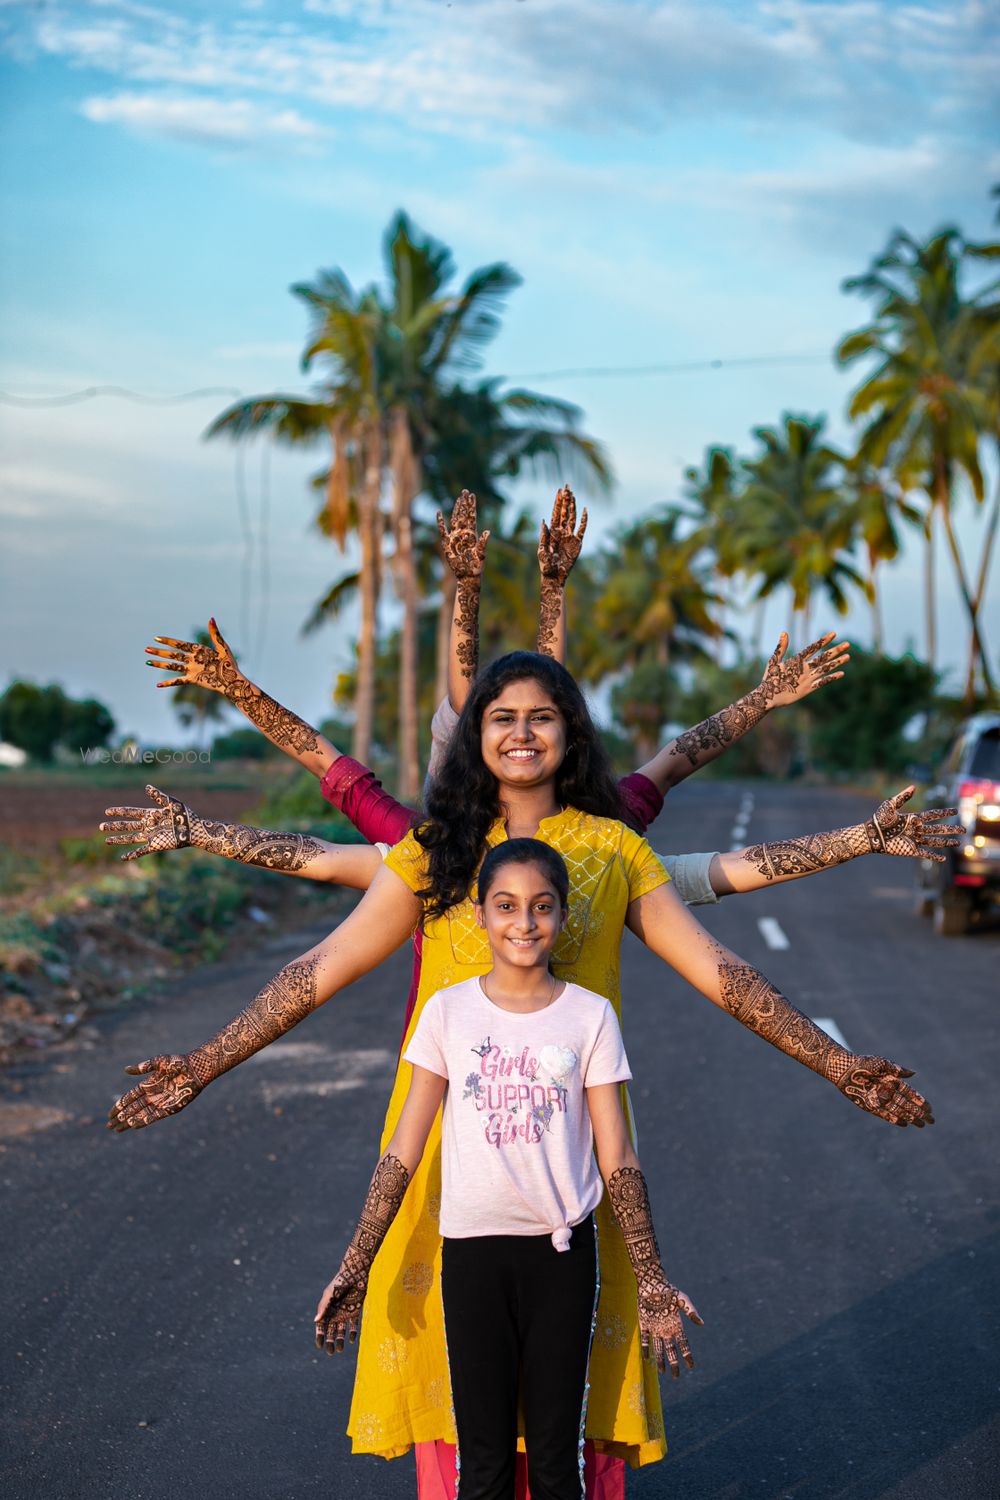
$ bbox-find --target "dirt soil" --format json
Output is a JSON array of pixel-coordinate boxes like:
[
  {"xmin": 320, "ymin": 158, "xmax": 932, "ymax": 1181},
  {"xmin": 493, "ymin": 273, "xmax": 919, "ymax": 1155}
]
[{"xmin": 0, "ymin": 779, "xmax": 261, "ymax": 855}]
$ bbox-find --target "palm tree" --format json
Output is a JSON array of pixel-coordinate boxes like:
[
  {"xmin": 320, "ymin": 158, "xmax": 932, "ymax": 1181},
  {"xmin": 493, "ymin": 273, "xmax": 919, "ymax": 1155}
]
[
  {"xmin": 737, "ymin": 414, "xmax": 864, "ymax": 638},
  {"xmin": 205, "ymin": 275, "xmax": 387, "ymax": 763},
  {"xmin": 837, "ymin": 226, "xmax": 1000, "ymax": 699},
  {"xmin": 843, "ymin": 456, "xmax": 924, "ymax": 652},
  {"xmin": 584, "ymin": 505, "xmax": 723, "ymax": 669}
]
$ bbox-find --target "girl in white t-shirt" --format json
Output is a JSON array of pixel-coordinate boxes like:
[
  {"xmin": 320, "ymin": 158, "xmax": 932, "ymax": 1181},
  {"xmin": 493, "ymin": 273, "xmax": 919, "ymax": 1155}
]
[{"xmin": 314, "ymin": 839, "xmax": 702, "ymax": 1499}]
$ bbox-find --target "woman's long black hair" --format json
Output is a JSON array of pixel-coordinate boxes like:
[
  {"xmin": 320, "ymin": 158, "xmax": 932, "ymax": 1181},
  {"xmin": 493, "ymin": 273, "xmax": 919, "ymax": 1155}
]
[{"xmin": 416, "ymin": 652, "xmax": 624, "ymax": 919}]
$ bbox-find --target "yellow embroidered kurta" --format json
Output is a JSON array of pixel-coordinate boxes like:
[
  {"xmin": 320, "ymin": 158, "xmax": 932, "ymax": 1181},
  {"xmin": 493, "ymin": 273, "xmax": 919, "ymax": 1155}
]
[{"xmin": 348, "ymin": 807, "xmax": 670, "ymax": 1469}]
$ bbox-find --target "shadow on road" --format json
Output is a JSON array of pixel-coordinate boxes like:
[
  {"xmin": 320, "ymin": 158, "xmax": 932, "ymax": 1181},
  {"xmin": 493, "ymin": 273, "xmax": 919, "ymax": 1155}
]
[{"xmin": 635, "ymin": 1230, "xmax": 1000, "ymax": 1499}]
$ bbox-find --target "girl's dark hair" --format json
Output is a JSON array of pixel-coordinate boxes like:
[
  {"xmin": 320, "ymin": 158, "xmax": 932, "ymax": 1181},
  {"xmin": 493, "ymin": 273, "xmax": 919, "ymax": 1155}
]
[
  {"xmin": 417, "ymin": 652, "xmax": 623, "ymax": 918},
  {"xmin": 477, "ymin": 838, "xmax": 569, "ymax": 909}
]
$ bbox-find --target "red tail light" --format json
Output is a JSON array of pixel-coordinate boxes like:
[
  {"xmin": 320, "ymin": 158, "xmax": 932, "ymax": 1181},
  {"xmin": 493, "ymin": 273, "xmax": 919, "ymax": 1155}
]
[{"xmin": 958, "ymin": 779, "xmax": 1000, "ymax": 801}]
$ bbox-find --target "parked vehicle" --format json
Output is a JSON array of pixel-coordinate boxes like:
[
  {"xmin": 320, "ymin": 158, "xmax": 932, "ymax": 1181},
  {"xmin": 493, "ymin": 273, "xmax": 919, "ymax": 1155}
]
[{"xmin": 916, "ymin": 713, "xmax": 1000, "ymax": 935}]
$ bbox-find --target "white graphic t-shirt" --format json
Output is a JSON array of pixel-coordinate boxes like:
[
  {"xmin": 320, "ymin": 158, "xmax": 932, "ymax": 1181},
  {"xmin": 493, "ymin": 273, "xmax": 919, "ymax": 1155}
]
[{"xmin": 404, "ymin": 976, "xmax": 632, "ymax": 1247}]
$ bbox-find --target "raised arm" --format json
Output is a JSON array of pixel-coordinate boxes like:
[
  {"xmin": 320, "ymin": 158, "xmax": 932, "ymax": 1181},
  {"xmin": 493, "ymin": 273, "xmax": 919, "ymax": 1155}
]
[
  {"xmin": 588, "ymin": 1083, "xmax": 703, "ymax": 1376},
  {"xmin": 536, "ymin": 485, "xmax": 588, "ymax": 661},
  {"xmin": 100, "ymin": 783, "xmax": 381, "ymax": 888},
  {"xmin": 437, "ymin": 489, "xmax": 490, "ymax": 713},
  {"xmin": 708, "ymin": 787, "xmax": 961, "ymax": 896},
  {"xmin": 636, "ymin": 632, "xmax": 849, "ymax": 794},
  {"xmin": 106, "ymin": 865, "xmax": 421, "ymax": 1132},
  {"xmin": 314, "ymin": 1064, "xmax": 446, "ymax": 1354},
  {"xmin": 145, "ymin": 618, "xmax": 338, "ymax": 779},
  {"xmin": 626, "ymin": 882, "xmax": 933, "ymax": 1127}
]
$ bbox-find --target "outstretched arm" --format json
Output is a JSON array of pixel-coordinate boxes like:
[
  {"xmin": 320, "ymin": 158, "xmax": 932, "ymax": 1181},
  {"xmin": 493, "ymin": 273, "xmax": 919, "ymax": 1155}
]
[
  {"xmin": 626, "ymin": 882, "xmax": 933, "ymax": 1127},
  {"xmin": 100, "ymin": 784, "xmax": 381, "ymax": 888},
  {"xmin": 437, "ymin": 489, "xmax": 490, "ymax": 713},
  {"xmin": 708, "ymin": 787, "xmax": 961, "ymax": 896},
  {"xmin": 588, "ymin": 1083, "xmax": 703, "ymax": 1376},
  {"xmin": 313, "ymin": 1065, "xmax": 446, "ymax": 1354},
  {"xmin": 107, "ymin": 866, "xmax": 421, "ymax": 1132},
  {"xmin": 636, "ymin": 632, "xmax": 849, "ymax": 794},
  {"xmin": 536, "ymin": 485, "xmax": 588, "ymax": 661},
  {"xmin": 146, "ymin": 618, "xmax": 338, "ymax": 779}
]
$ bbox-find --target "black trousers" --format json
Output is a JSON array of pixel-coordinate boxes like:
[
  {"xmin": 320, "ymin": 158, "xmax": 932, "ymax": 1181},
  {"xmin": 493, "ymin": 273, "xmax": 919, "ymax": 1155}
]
[{"xmin": 440, "ymin": 1217, "xmax": 598, "ymax": 1500}]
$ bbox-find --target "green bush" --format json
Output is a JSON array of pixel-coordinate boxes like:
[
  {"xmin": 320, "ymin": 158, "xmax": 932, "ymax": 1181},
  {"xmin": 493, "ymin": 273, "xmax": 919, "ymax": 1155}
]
[
  {"xmin": 252, "ymin": 767, "xmax": 370, "ymax": 842},
  {"xmin": 804, "ymin": 647, "xmax": 938, "ymax": 777}
]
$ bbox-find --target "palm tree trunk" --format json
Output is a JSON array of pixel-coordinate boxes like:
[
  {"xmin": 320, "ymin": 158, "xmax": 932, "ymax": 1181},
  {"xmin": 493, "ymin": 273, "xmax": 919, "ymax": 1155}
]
[
  {"xmin": 390, "ymin": 409, "xmax": 421, "ymax": 801},
  {"xmin": 936, "ymin": 459, "xmax": 994, "ymax": 703},
  {"xmin": 352, "ymin": 424, "xmax": 382, "ymax": 764},
  {"xmin": 868, "ymin": 551, "xmax": 884, "ymax": 653},
  {"xmin": 924, "ymin": 507, "xmax": 936, "ymax": 671},
  {"xmin": 966, "ymin": 469, "xmax": 1000, "ymax": 701}
]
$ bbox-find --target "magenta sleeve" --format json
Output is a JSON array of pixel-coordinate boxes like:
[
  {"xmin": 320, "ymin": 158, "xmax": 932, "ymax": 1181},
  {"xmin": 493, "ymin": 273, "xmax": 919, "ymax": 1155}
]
[
  {"xmin": 616, "ymin": 772, "xmax": 664, "ymax": 836},
  {"xmin": 319, "ymin": 756, "xmax": 417, "ymax": 846}
]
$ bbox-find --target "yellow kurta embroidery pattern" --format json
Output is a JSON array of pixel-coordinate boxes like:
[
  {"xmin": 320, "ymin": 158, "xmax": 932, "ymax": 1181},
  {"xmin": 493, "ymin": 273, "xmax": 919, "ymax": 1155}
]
[{"xmin": 347, "ymin": 807, "xmax": 670, "ymax": 1469}]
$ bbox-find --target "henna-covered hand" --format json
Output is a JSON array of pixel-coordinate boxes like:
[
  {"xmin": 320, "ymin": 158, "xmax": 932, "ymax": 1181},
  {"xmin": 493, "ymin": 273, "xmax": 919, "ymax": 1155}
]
[
  {"xmin": 538, "ymin": 485, "xmax": 588, "ymax": 585},
  {"xmin": 828, "ymin": 1054, "xmax": 935, "ymax": 1128},
  {"xmin": 758, "ymin": 630, "xmax": 849, "ymax": 708},
  {"xmin": 436, "ymin": 489, "xmax": 490, "ymax": 582},
  {"xmin": 100, "ymin": 783, "xmax": 193, "ymax": 860},
  {"xmin": 314, "ymin": 1154, "xmax": 411, "ymax": 1356},
  {"xmin": 314, "ymin": 1256, "xmax": 368, "ymax": 1354},
  {"xmin": 638, "ymin": 1281, "xmax": 704, "ymax": 1378},
  {"xmin": 145, "ymin": 618, "xmax": 319, "ymax": 757},
  {"xmin": 607, "ymin": 1166, "xmax": 703, "ymax": 1377},
  {"xmin": 107, "ymin": 1054, "xmax": 204, "ymax": 1132},
  {"xmin": 864, "ymin": 786, "xmax": 961, "ymax": 862}
]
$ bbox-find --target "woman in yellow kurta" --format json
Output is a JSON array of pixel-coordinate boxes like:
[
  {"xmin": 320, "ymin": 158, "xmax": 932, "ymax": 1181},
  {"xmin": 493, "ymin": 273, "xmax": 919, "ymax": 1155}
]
[{"xmin": 109, "ymin": 650, "xmax": 934, "ymax": 1490}]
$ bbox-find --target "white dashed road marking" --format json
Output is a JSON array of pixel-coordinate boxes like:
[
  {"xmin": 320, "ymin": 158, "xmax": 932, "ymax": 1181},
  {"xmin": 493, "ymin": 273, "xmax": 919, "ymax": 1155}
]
[
  {"xmin": 815, "ymin": 1017, "xmax": 850, "ymax": 1050},
  {"xmin": 757, "ymin": 917, "xmax": 790, "ymax": 950},
  {"xmin": 730, "ymin": 791, "xmax": 754, "ymax": 851}
]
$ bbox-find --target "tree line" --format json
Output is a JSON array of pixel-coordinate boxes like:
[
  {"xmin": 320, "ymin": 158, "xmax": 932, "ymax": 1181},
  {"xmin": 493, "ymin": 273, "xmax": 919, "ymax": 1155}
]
[{"xmin": 204, "ymin": 199, "xmax": 998, "ymax": 794}]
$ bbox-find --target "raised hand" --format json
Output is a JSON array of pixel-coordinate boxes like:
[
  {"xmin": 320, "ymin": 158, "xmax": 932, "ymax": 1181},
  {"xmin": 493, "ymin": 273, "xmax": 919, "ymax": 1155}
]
[
  {"xmin": 865, "ymin": 786, "xmax": 961, "ymax": 862},
  {"xmin": 107, "ymin": 1054, "xmax": 204, "ymax": 1132},
  {"xmin": 314, "ymin": 1254, "xmax": 369, "ymax": 1355},
  {"xmin": 638, "ymin": 1280, "xmax": 704, "ymax": 1378},
  {"xmin": 538, "ymin": 485, "xmax": 588, "ymax": 584},
  {"xmin": 145, "ymin": 617, "xmax": 242, "ymax": 698},
  {"xmin": 832, "ymin": 1054, "xmax": 934, "ymax": 1128},
  {"xmin": 437, "ymin": 489, "xmax": 490, "ymax": 582},
  {"xmin": 100, "ymin": 784, "xmax": 193, "ymax": 861},
  {"xmin": 759, "ymin": 630, "xmax": 849, "ymax": 708}
]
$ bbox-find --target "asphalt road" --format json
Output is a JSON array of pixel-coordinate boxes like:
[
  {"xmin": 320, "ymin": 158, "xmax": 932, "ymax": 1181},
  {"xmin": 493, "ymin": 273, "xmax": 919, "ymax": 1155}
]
[{"xmin": 2, "ymin": 782, "xmax": 998, "ymax": 1500}]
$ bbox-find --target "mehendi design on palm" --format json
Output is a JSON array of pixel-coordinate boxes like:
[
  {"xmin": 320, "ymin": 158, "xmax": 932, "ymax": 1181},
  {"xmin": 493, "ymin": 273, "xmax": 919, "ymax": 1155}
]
[
  {"xmin": 315, "ymin": 1154, "xmax": 411, "ymax": 1354},
  {"xmin": 741, "ymin": 786, "xmax": 961, "ymax": 879},
  {"xmin": 101, "ymin": 784, "xmax": 325, "ymax": 870},
  {"xmin": 672, "ymin": 631, "xmax": 849, "ymax": 767},
  {"xmin": 537, "ymin": 486, "xmax": 588, "ymax": 656},
  {"xmin": 716, "ymin": 961, "xmax": 934, "ymax": 1127},
  {"xmin": 106, "ymin": 955, "xmax": 321, "ymax": 1132},
  {"xmin": 607, "ymin": 1166, "xmax": 701, "ymax": 1376},
  {"xmin": 145, "ymin": 618, "xmax": 320, "ymax": 756}
]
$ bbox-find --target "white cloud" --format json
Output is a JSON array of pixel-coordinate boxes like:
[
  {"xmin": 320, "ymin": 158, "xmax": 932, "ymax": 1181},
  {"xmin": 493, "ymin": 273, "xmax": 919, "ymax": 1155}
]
[
  {"xmin": 79, "ymin": 91, "xmax": 329, "ymax": 148},
  {"xmin": 16, "ymin": 0, "xmax": 991, "ymax": 150}
]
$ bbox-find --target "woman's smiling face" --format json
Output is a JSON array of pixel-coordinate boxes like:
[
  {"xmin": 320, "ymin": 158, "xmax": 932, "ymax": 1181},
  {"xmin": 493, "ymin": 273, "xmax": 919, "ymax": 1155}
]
[{"xmin": 480, "ymin": 677, "xmax": 567, "ymax": 789}]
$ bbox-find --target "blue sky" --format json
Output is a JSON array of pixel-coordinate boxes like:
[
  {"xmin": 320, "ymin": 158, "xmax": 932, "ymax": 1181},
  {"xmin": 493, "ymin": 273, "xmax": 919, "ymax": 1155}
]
[{"xmin": 1, "ymin": 0, "xmax": 997, "ymax": 744}]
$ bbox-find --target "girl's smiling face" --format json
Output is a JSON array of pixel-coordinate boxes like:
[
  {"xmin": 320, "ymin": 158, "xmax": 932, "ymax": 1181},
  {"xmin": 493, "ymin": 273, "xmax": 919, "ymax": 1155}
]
[
  {"xmin": 479, "ymin": 677, "xmax": 567, "ymax": 789},
  {"xmin": 474, "ymin": 860, "xmax": 567, "ymax": 969}
]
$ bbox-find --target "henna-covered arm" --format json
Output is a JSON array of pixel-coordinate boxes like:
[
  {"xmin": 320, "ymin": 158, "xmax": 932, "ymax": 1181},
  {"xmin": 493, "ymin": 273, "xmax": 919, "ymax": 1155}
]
[
  {"xmin": 536, "ymin": 485, "xmax": 588, "ymax": 661},
  {"xmin": 708, "ymin": 787, "xmax": 961, "ymax": 895},
  {"xmin": 314, "ymin": 1065, "xmax": 446, "ymax": 1354},
  {"xmin": 626, "ymin": 883, "xmax": 934, "ymax": 1127},
  {"xmin": 587, "ymin": 1082, "xmax": 703, "ymax": 1376},
  {"xmin": 636, "ymin": 632, "xmax": 849, "ymax": 794},
  {"xmin": 106, "ymin": 866, "xmax": 421, "ymax": 1132},
  {"xmin": 145, "ymin": 617, "xmax": 338, "ymax": 779},
  {"xmin": 101, "ymin": 784, "xmax": 382, "ymax": 888},
  {"xmin": 437, "ymin": 489, "xmax": 490, "ymax": 711}
]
